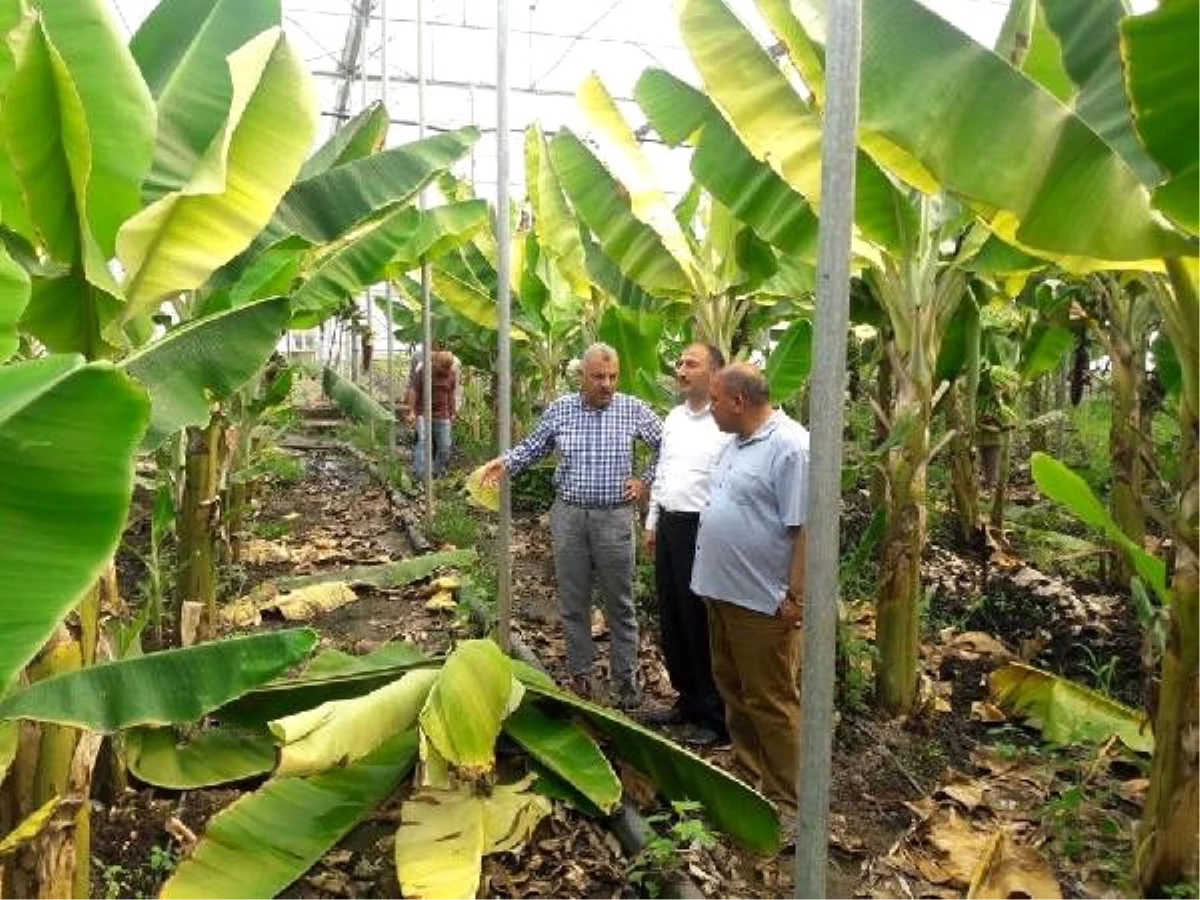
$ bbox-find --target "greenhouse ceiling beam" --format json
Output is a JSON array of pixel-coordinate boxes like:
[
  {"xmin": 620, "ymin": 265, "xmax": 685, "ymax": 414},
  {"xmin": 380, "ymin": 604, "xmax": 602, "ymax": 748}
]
[
  {"xmin": 331, "ymin": 0, "xmax": 375, "ymax": 124},
  {"xmin": 311, "ymin": 70, "xmax": 636, "ymax": 104}
]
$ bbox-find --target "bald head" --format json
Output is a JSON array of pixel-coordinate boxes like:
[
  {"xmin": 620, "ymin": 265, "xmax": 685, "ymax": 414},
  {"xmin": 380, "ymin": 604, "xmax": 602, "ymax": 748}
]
[
  {"xmin": 716, "ymin": 363, "xmax": 770, "ymax": 406},
  {"xmin": 709, "ymin": 362, "xmax": 772, "ymax": 437}
]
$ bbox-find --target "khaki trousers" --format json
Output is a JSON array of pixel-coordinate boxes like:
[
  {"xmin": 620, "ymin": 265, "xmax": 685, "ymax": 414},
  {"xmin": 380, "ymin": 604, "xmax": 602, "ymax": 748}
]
[{"xmin": 705, "ymin": 599, "xmax": 802, "ymax": 814}]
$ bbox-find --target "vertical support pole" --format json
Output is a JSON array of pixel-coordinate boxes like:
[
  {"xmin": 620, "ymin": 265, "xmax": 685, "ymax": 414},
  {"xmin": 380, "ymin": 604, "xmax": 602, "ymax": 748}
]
[
  {"xmin": 794, "ymin": 0, "xmax": 861, "ymax": 895},
  {"xmin": 495, "ymin": 0, "xmax": 513, "ymax": 651},
  {"xmin": 380, "ymin": 0, "xmax": 395, "ymax": 448},
  {"xmin": 355, "ymin": 2, "xmax": 372, "ymax": 384},
  {"xmin": 418, "ymin": 0, "xmax": 434, "ymax": 510}
]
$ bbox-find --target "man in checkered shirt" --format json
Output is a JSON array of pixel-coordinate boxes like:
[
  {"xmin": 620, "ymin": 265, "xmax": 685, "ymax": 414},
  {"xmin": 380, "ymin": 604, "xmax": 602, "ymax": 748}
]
[{"xmin": 481, "ymin": 342, "xmax": 662, "ymax": 708}]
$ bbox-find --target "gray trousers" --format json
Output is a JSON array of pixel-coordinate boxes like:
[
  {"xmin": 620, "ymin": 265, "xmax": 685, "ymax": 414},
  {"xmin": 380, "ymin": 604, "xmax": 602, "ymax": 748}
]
[{"xmin": 548, "ymin": 500, "xmax": 639, "ymax": 689}]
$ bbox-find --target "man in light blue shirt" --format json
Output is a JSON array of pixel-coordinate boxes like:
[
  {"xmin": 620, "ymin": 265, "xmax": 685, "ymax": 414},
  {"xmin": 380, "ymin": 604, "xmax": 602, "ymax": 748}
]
[{"xmin": 691, "ymin": 362, "xmax": 809, "ymax": 820}]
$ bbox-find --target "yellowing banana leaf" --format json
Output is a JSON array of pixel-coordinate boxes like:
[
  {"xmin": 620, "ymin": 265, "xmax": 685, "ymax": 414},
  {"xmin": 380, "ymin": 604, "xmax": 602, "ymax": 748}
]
[
  {"xmin": 967, "ymin": 830, "xmax": 1062, "ymax": 899},
  {"xmin": 578, "ymin": 74, "xmax": 702, "ymax": 294},
  {"xmin": 634, "ymin": 68, "xmax": 819, "ymax": 260},
  {"xmin": 676, "ymin": 0, "xmax": 909, "ymax": 257},
  {"xmin": 989, "ymin": 662, "xmax": 1153, "ymax": 753},
  {"xmin": 394, "ymin": 776, "xmax": 551, "ymax": 900},
  {"xmin": 0, "ymin": 356, "xmax": 148, "ymax": 688},
  {"xmin": 130, "ymin": 0, "xmax": 281, "ymax": 201},
  {"xmin": 424, "ymin": 590, "xmax": 457, "ymax": 612},
  {"xmin": 278, "ymin": 548, "xmax": 476, "ymax": 590},
  {"xmin": 419, "ymin": 639, "xmax": 522, "ymax": 779},
  {"xmin": 0, "ymin": 240, "xmax": 29, "ymax": 360},
  {"xmin": 7, "ymin": 0, "xmax": 154, "ymax": 267},
  {"xmin": 548, "ymin": 129, "xmax": 694, "ymax": 297},
  {"xmin": 269, "ymin": 582, "xmax": 357, "ymax": 621},
  {"xmin": 296, "ymin": 102, "xmax": 389, "ymax": 182},
  {"xmin": 0, "ymin": 629, "xmax": 317, "ymax": 732},
  {"xmin": 464, "ymin": 462, "xmax": 500, "ymax": 512},
  {"xmin": 120, "ymin": 295, "xmax": 289, "ymax": 449},
  {"xmin": 525, "ymin": 126, "xmax": 591, "ymax": 299},
  {"xmin": 126, "ymin": 724, "xmax": 275, "ymax": 789},
  {"xmin": 321, "ymin": 365, "xmax": 394, "ymax": 425},
  {"xmin": 161, "ymin": 731, "xmax": 417, "ymax": 900},
  {"xmin": 0, "ymin": 797, "xmax": 58, "ymax": 855},
  {"xmin": 118, "ymin": 29, "xmax": 317, "ymax": 315},
  {"xmin": 516, "ymin": 666, "xmax": 778, "ymax": 853},
  {"xmin": 427, "ymin": 269, "xmax": 527, "ymax": 340},
  {"xmin": 503, "ymin": 702, "xmax": 621, "ymax": 815},
  {"xmin": 270, "ymin": 667, "xmax": 438, "ymax": 777}
]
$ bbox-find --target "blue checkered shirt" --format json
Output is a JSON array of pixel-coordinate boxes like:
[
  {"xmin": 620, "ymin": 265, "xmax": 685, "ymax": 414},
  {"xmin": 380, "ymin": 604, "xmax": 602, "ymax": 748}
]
[{"xmin": 503, "ymin": 393, "xmax": 662, "ymax": 507}]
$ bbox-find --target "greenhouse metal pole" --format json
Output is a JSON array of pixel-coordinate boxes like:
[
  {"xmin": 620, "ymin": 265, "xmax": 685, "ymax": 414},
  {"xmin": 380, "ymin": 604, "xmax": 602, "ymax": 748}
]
[
  {"xmin": 494, "ymin": 0, "xmax": 513, "ymax": 651},
  {"xmin": 417, "ymin": 0, "xmax": 434, "ymax": 510},
  {"xmin": 794, "ymin": 0, "xmax": 861, "ymax": 895},
  {"xmin": 356, "ymin": 3, "xmax": 371, "ymax": 385},
  {"xmin": 380, "ymin": 0, "xmax": 395, "ymax": 449}
]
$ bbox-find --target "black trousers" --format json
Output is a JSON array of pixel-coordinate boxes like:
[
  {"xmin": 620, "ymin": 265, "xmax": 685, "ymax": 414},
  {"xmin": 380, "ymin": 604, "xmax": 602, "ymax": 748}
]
[{"xmin": 655, "ymin": 510, "xmax": 726, "ymax": 734}]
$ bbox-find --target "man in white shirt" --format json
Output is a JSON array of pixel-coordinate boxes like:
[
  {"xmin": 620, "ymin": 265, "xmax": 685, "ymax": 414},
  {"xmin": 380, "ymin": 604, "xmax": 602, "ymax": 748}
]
[{"xmin": 641, "ymin": 343, "xmax": 732, "ymax": 746}]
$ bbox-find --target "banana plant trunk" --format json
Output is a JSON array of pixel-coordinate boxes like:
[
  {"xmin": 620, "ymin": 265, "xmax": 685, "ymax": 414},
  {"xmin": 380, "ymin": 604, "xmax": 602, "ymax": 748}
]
[
  {"xmin": 870, "ymin": 339, "xmax": 893, "ymax": 512},
  {"xmin": 876, "ymin": 377, "xmax": 930, "ymax": 713},
  {"xmin": 177, "ymin": 417, "xmax": 225, "ymax": 643},
  {"xmin": 1027, "ymin": 375, "xmax": 1048, "ymax": 453},
  {"xmin": 1109, "ymin": 326, "xmax": 1145, "ymax": 587},
  {"xmin": 945, "ymin": 382, "xmax": 981, "ymax": 546},
  {"xmin": 1142, "ymin": 262, "xmax": 1200, "ymax": 897},
  {"xmin": 989, "ymin": 427, "xmax": 1013, "ymax": 532}
]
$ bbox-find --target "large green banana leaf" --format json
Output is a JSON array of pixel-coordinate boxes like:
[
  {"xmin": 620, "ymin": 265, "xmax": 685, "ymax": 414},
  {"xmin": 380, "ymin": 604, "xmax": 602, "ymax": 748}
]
[
  {"xmin": 277, "ymin": 547, "xmax": 475, "ymax": 591},
  {"xmin": 130, "ymin": 0, "xmax": 281, "ymax": 201},
  {"xmin": 548, "ymin": 129, "xmax": 693, "ymax": 297},
  {"xmin": 597, "ymin": 304, "xmax": 664, "ymax": 398},
  {"xmin": 676, "ymin": 0, "xmax": 908, "ymax": 259},
  {"xmin": 0, "ymin": 629, "xmax": 317, "ymax": 731},
  {"xmin": 395, "ymin": 777, "xmax": 550, "ymax": 900},
  {"xmin": 160, "ymin": 731, "xmax": 418, "ymax": 900},
  {"xmin": 297, "ymin": 102, "xmax": 389, "ymax": 182},
  {"xmin": 525, "ymin": 126, "xmax": 591, "ymax": 299},
  {"xmin": 0, "ymin": 356, "xmax": 149, "ymax": 688},
  {"xmin": 5, "ymin": 2, "xmax": 153, "ymax": 288},
  {"xmin": 270, "ymin": 667, "xmax": 438, "ymax": 777},
  {"xmin": 1121, "ymin": 0, "xmax": 1198, "ymax": 235},
  {"xmin": 581, "ymin": 231, "xmax": 655, "ymax": 312},
  {"xmin": 515, "ymin": 669, "xmax": 779, "ymax": 853},
  {"xmin": 419, "ymin": 639, "xmax": 522, "ymax": 780},
  {"xmin": 0, "ymin": 0, "xmax": 32, "ymax": 243},
  {"xmin": 321, "ymin": 365, "xmax": 395, "ymax": 425},
  {"xmin": 126, "ymin": 724, "xmax": 275, "ymax": 789},
  {"xmin": 117, "ymin": 29, "xmax": 317, "ymax": 315},
  {"xmin": 19, "ymin": 270, "xmax": 125, "ymax": 358},
  {"xmin": 195, "ymin": 240, "xmax": 308, "ymax": 317},
  {"xmin": 304, "ymin": 641, "xmax": 429, "ymax": 678},
  {"xmin": 578, "ymin": 74, "xmax": 703, "ymax": 294},
  {"xmin": 0, "ymin": 240, "xmax": 29, "ymax": 360},
  {"xmin": 121, "ymin": 295, "xmax": 289, "ymax": 448},
  {"xmin": 635, "ymin": 68, "xmax": 819, "ymax": 260},
  {"xmin": 764, "ymin": 317, "xmax": 813, "ymax": 403},
  {"xmin": 503, "ymin": 703, "xmax": 621, "ymax": 815},
  {"xmin": 785, "ymin": 0, "xmax": 1193, "ymax": 265}
]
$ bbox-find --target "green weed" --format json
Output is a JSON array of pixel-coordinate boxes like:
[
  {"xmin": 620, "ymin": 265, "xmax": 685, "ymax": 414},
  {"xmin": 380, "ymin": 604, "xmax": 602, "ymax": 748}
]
[{"xmin": 626, "ymin": 800, "xmax": 717, "ymax": 899}]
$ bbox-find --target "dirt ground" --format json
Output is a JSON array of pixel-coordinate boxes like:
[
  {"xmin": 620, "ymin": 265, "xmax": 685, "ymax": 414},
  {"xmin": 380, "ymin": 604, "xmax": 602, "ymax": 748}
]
[{"xmin": 92, "ymin": 406, "xmax": 1149, "ymax": 899}]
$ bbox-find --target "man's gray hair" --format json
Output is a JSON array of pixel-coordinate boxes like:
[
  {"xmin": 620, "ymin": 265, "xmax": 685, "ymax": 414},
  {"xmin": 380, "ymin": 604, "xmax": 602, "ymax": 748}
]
[
  {"xmin": 718, "ymin": 362, "xmax": 770, "ymax": 406},
  {"xmin": 581, "ymin": 342, "xmax": 618, "ymax": 365}
]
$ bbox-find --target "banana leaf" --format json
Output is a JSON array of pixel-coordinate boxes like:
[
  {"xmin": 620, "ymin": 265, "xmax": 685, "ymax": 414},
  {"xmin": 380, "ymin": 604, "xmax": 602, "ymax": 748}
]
[
  {"xmin": 419, "ymin": 639, "xmax": 522, "ymax": 779},
  {"xmin": 525, "ymin": 126, "xmax": 591, "ymax": 299},
  {"xmin": 503, "ymin": 703, "xmax": 621, "ymax": 815},
  {"xmin": 990, "ymin": 662, "xmax": 1153, "ymax": 753},
  {"xmin": 130, "ymin": 0, "xmax": 281, "ymax": 201},
  {"xmin": 304, "ymin": 641, "xmax": 429, "ymax": 678},
  {"xmin": 0, "ymin": 356, "xmax": 149, "ymax": 688},
  {"xmin": 121, "ymin": 295, "xmax": 289, "ymax": 449},
  {"xmin": 0, "ymin": 629, "xmax": 317, "ymax": 731},
  {"xmin": 597, "ymin": 304, "xmax": 664, "ymax": 399},
  {"xmin": 277, "ymin": 547, "xmax": 476, "ymax": 590},
  {"xmin": 270, "ymin": 667, "xmax": 438, "ymax": 777},
  {"xmin": 321, "ymin": 365, "xmax": 394, "ymax": 426},
  {"xmin": 118, "ymin": 29, "xmax": 317, "ymax": 315},
  {"xmin": 297, "ymin": 102, "xmax": 389, "ymax": 182},
  {"xmin": 126, "ymin": 724, "xmax": 275, "ymax": 789},
  {"xmin": 0, "ymin": 240, "xmax": 29, "ymax": 360},
  {"xmin": 515, "ymin": 668, "xmax": 779, "ymax": 853},
  {"xmin": 764, "ymin": 317, "xmax": 813, "ymax": 403},
  {"xmin": 161, "ymin": 731, "xmax": 418, "ymax": 900},
  {"xmin": 18, "ymin": 270, "xmax": 125, "ymax": 358}
]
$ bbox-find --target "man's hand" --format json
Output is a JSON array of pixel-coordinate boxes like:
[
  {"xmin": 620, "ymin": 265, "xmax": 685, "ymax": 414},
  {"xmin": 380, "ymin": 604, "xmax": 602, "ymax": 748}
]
[
  {"xmin": 479, "ymin": 457, "xmax": 506, "ymax": 488},
  {"xmin": 623, "ymin": 477, "xmax": 647, "ymax": 504},
  {"xmin": 777, "ymin": 591, "xmax": 803, "ymax": 629},
  {"xmin": 644, "ymin": 528, "xmax": 656, "ymax": 555}
]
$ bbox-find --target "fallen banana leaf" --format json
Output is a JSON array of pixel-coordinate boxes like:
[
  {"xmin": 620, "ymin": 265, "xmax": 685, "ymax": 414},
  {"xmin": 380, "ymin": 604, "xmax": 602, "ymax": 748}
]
[
  {"xmin": 514, "ymin": 664, "xmax": 778, "ymax": 853},
  {"xmin": 268, "ymin": 582, "xmax": 356, "ymax": 620},
  {"xmin": 503, "ymin": 702, "xmax": 621, "ymax": 815},
  {"xmin": 0, "ymin": 630, "xmax": 318, "ymax": 731},
  {"xmin": 271, "ymin": 667, "xmax": 439, "ymax": 777},
  {"xmin": 420, "ymin": 640, "xmax": 522, "ymax": 780},
  {"xmin": 126, "ymin": 725, "xmax": 275, "ymax": 789},
  {"xmin": 424, "ymin": 589, "xmax": 457, "ymax": 611},
  {"xmin": 160, "ymin": 731, "xmax": 417, "ymax": 900},
  {"xmin": 394, "ymin": 775, "xmax": 551, "ymax": 900},
  {"xmin": 464, "ymin": 463, "xmax": 500, "ymax": 512},
  {"xmin": 276, "ymin": 548, "xmax": 476, "ymax": 590},
  {"xmin": 0, "ymin": 797, "xmax": 58, "ymax": 855},
  {"xmin": 967, "ymin": 830, "xmax": 1062, "ymax": 899},
  {"xmin": 989, "ymin": 662, "xmax": 1153, "ymax": 753}
]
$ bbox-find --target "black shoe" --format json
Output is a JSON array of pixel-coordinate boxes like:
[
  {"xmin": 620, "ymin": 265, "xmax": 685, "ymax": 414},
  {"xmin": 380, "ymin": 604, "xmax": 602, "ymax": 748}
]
[
  {"xmin": 633, "ymin": 704, "xmax": 687, "ymax": 727},
  {"xmin": 671, "ymin": 723, "xmax": 730, "ymax": 749}
]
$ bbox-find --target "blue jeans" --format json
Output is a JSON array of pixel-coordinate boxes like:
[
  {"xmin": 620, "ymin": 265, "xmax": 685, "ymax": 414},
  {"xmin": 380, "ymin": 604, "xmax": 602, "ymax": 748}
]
[{"xmin": 413, "ymin": 417, "xmax": 453, "ymax": 479}]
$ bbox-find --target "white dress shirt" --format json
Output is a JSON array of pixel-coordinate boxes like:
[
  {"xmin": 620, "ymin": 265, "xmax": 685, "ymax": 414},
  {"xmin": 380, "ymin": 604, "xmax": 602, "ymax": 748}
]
[{"xmin": 645, "ymin": 401, "xmax": 733, "ymax": 532}]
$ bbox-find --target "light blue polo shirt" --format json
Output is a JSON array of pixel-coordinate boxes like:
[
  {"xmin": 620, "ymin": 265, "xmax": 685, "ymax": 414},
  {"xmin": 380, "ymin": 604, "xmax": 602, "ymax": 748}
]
[{"xmin": 690, "ymin": 410, "xmax": 810, "ymax": 614}]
